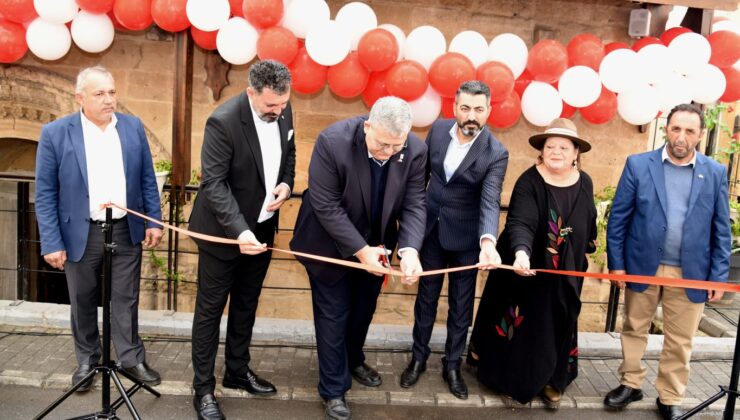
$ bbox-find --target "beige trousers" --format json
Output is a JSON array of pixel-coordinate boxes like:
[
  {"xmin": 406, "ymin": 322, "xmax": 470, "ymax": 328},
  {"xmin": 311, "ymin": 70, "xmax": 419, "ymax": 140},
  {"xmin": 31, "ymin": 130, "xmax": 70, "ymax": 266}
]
[{"xmin": 618, "ymin": 264, "xmax": 705, "ymax": 405}]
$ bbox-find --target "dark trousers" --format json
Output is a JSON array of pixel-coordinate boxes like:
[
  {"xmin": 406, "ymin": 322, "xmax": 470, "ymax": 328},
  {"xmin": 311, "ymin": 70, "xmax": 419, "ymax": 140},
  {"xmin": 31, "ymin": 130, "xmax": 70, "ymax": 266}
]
[
  {"xmin": 412, "ymin": 225, "xmax": 478, "ymax": 369},
  {"xmin": 64, "ymin": 218, "xmax": 145, "ymax": 368},
  {"xmin": 191, "ymin": 219, "xmax": 275, "ymax": 396},
  {"xmin": 309, "ymin": 269, "xmax": 384, "ymax": 400}
]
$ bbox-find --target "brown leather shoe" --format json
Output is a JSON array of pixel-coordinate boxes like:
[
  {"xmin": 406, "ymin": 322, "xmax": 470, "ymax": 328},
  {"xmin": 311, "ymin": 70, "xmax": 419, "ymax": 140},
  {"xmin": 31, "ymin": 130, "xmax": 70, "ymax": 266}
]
[{"xmin": 541, "ymin": 384, "xmax": 561, "ymax": 410}]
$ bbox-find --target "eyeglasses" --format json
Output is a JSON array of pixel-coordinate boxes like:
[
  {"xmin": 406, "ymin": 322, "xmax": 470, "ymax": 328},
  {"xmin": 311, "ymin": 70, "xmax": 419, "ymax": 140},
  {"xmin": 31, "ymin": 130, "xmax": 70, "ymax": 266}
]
[{"xmin": 373, "ymin": 138, "xmax": 407, "ymax": 153}]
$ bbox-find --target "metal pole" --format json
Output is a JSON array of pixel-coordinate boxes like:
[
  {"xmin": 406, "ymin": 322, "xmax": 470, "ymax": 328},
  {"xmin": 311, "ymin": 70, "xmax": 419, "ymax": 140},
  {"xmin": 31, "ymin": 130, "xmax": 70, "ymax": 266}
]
[
  {"xmin": 101, "ymin": 207, "xmax": 115, "ymax": 412},
  {"xmin": 16, "ymin": 182, "xmax": 29, "ymax": 300},
  {"xmin": 723, "ymin": 309, "xmax": 740, "ymax": 419}
]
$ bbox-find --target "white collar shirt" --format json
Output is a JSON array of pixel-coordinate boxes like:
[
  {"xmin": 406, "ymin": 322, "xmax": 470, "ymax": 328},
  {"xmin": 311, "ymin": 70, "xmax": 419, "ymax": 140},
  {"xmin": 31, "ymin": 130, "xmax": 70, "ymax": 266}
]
[
  {"xmin": 443, "ymin": 123, "xmax": 481, "ymax": 181},
  {"xmin": 80, "ymin": 111, "xmax": 127, "ymax": 221},
  {"xmin": 661, "ymin": 145, "xmax": 696, "ymax": 167},
  {"xmin": 249, "ymin": 97, "xmax": 283, "ymax": 223}
]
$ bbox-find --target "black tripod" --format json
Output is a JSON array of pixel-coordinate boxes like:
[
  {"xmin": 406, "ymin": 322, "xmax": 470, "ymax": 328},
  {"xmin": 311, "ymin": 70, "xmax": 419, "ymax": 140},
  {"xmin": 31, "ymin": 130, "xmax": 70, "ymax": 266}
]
[
  {"xmin": 34, "ymin": 208, "xmax": 160, "ymax": 420},
  {"xmin": 679, "ymin": 306, "xmax": 739, "ymax": 420}
]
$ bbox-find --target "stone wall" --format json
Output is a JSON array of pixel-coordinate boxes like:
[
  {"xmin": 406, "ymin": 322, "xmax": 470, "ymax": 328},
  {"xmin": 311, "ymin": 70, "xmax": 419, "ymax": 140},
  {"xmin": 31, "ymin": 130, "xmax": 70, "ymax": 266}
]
[{"xmin": 3, "ymin": 0, "xmax": 648, "ymax": 331}]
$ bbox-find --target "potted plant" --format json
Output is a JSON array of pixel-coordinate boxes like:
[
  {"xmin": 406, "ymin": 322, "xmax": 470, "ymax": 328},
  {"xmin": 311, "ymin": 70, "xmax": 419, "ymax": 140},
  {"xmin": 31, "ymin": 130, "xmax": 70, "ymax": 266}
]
[{"xmin": 153, "ymin": 160, "xmax": 172, "ymax": 197}]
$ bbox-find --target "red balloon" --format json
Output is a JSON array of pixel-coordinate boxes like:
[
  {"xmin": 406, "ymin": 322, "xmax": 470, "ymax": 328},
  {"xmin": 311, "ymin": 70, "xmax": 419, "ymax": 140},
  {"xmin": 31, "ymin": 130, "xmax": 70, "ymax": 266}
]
[
  {"xmin": 362, "ymin": 70, "xmax": 389, "ymax": 108},
  {"xmin": 488, "ymin": 91, "xmax": 521, "ymax": 129},
  {"xmin": 513, "ymin": 69, "xmax": 533, "ymax": 98},
  {"xmin": 428, "ymin": 52, "xmax": 475, "ymax": 98},
  {"xmin": 660, "ymin": 27, "xmax": 691, "ymax": 45},
  {"xmin": 560, "ymin": 102, "xmax": 577, "ymax": 119},
  {"xmin": 257, "ymin": 26, "xmax": 298, "ymax": 64},
  {"xmin": 476, "ymin": 61, "xmax": 514, "ymax": 102},
  {"xmin": 441, "ymin": 96, "xmax": 455, "ymax": 119},
  {"xmin": 604, "ymin": 41, "xmax": 630, "ymax": 54},
  {"xmin": 243, "ymin": 0, "xmax": 283, "ymax": 29},
  {"xmin": 720, "ymin": 65, "xmax": 740, "ymax": 103},
  {"xmin": 709, "ymin": 30, "xmax": 740, "ymax": 69},
  {"xmin": 631, "ymin": 36, "xmax": 662, "ymax": 51},
  {"xmin": 527, "ymin": 39, "xmax": 568, "ymax": 83},
  {"xmin": 0, "ymin": 20, "xmax": 27, "ymax": 63},
  {"xmin": 114, "ymin": 0, "xmax": 153, "ymax": 31},
  {"xmin": 77, "ymin": 0, "xmax": 115, "ymax": 13},
  {"xmin": 567, "ymin": 33, "xmax": 604, "ymax": 70},
  {"xmin": 0, "ymin": 0, "xmax": 35, "ymax": 23},
  {"xmin": 385, "ymin": 60, "xmax": 428, "ymax": 101},
  {"xmin": 357, "ymin": 28, "xmax": 398, "ymax": 72},
  {"xmin": 107, "ymin": 10, "xmax": 129, "ymax": 31},
  {"xmin": 151, "ymin": 0, "xmax": 190, "ymax": 33},
  {"xmin": 229, "ymin": 0, "xmax": 244, "ymax": 17},
  {"xmin": 289, "ymin": 47, "xmax": 328, "ymax": 95},
  {"xmin": 327, "ymin": 52, "xmax": 369, "ymax": 98},
  {"xmin": 580, "ymin": 87, "xmax": 617, "ymax": 125},
  {"xmin": 191, "ymin": 26, "xmax": 218, "ymax": 50}
]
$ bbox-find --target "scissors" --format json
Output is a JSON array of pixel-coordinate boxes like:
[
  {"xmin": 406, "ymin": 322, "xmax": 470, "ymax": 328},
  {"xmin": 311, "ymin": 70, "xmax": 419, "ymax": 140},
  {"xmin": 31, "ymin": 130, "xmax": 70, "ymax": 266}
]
[{"xmin": 379, "ymin": 245, "xmax": 396, "ymax": 285}]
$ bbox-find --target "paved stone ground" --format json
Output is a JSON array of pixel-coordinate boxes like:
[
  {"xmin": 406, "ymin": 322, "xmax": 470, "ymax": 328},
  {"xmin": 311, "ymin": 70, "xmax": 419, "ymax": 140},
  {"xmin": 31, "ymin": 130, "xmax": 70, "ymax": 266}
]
[{"xmin": 0, "ymin": 325, "xmax": 734, "ymax": 416}]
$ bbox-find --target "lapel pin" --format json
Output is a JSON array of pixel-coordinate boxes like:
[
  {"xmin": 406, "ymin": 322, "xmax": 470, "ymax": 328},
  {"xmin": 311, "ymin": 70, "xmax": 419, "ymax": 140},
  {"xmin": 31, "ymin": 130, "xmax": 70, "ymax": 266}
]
[
  {"xmin": 698, "ymin": 174, "xmax": 704, "ymax": 179},
  {"xmin": 398, "ymin": 153, "xmax": 404, "ymax": 163}
]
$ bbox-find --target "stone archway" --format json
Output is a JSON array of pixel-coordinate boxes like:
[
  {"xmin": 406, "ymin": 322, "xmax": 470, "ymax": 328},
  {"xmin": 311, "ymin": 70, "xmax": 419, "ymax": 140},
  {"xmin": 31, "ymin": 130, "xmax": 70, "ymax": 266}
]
[{"xmin": 0, "ymin": 65, "xmax": 169, "ymax": 161}]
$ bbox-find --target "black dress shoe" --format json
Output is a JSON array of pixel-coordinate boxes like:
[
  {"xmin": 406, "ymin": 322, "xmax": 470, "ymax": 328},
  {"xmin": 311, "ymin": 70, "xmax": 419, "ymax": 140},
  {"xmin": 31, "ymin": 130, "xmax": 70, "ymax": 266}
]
[
  {"xmin": 72, "ymin": 364, "xmax": 94, "ymax": 392},
  {"xmin": 442, "ymin": 367, "xmax": 468, "ymax": 400},
  {"xmin": 121, "ymin": 362, "xmax": 161, "ymax": 385},
  {"xmin": 193, "ymin": 393, "xmax": 225, "ymax": 420},
  {"xmin": 399, "ymin": 358, "xmax": 426, "ymax": 388},
  {"xmin": 222, "ymin": 368, "xmax": 276, "ymax": 395},
  {"xmin": 324, "ymin": 396, "xmax": 351, "ymax": 420},
  {"xmin": 604, "ymin": 384, "xmax": 643, "ymax": 409},
  {"xmin": 351, "ymin": 363, "xmax": 381, "ymax": 387},
  {"xmin": 656, "ymin": 398, "xmax": 684, "ymax": 420}
]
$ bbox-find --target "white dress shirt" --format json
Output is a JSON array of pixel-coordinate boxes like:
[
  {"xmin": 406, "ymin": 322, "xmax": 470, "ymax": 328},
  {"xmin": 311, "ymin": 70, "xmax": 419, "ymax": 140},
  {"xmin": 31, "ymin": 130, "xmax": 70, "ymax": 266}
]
[
  {"xmin": 250, "ymin": 97, "xmax": 283, "ymax": 224},
  {"xmin": 80, "ymin": 111, "xmax": 127, "ymax": 221},
  {"xmin": 444, "ymin": 124, "xmax": 495, "ymax": 247}
]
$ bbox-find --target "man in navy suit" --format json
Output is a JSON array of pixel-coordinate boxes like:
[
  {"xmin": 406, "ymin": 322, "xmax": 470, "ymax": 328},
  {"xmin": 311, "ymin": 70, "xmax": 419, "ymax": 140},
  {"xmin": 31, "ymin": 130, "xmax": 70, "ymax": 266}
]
[
  {"xmin": 400, "ymin": 81, "xmax": 509, "ymax": 399},
  {"xmin": 35, "ymin": 66, "xmax": 163, "ymax": 392},
  {"xmin": 604, "ymin": 104, "xmax": 731, "ymax": 420},
  {"xmin": 291, "ymin": 96, "xmax": 426, "ymax": 420}
]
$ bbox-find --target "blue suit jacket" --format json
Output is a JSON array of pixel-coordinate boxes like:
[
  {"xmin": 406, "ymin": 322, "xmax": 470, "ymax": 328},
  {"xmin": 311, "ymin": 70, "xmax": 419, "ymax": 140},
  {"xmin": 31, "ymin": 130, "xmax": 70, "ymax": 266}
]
[
  {"xmin": 425, "ymin": 119, "xmax": 509, "ymax": 251},
  {"xmin": 35, "ymin": 112, "xmax": 162, "ymax": 262},
  {"xmin": 607, "ymin": 148, "xmax": 731, "ymax": 303}
]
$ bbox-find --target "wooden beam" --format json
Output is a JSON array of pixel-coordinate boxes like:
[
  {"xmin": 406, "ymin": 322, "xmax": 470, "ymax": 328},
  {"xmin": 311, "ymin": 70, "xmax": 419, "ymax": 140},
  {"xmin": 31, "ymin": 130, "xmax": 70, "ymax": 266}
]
[
  {"xmin": 629, "ymin": 0, "xmax": 739, "ymax": 12},
  {"xmin": 171, "ymin": 31, "xmax": 193, "ymax": 188}
]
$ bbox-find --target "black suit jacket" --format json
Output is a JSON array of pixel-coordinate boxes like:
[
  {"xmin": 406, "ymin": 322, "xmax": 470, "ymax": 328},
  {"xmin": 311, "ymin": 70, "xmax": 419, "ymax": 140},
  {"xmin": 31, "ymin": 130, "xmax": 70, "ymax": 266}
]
[
  {"xmin": 290, "ymin": 116, "xmax": 427, "ymax": 284},
  {"xmin": 425, "ymin": 119, "xmax": 509, "ymax": 251},
  {"xmin": 189, "ymin": 92, "xmax": 296, "ymax": 258}
]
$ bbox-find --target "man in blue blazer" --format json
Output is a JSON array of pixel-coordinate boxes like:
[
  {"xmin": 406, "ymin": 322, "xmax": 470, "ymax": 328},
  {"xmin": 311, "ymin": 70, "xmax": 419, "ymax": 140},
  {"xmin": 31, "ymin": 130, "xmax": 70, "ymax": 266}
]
[
  {"xmin": 400, "ymin": 81, "xmax": 509, "ymax": 399},
  {"xmin": 35, "ymin": 66, "xmax": 163, "ymax": 392},
  {"xmin": 604, "ymin": 104, "xmax": 731, "ymax": 420}
]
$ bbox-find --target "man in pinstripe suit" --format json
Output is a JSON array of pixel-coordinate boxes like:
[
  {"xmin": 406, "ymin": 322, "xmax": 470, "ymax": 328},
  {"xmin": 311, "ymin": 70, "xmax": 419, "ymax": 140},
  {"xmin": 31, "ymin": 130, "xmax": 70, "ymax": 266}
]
[{"xmin": 400, "ymin": 81, "xmax": 509, "ymax": 400}]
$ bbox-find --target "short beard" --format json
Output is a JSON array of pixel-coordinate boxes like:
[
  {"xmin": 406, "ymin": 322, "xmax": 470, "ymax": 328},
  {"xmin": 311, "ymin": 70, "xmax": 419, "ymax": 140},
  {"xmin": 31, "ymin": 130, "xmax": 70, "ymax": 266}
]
[{"xmin": 459, "ymin": 122, "xmax": 480, "ymax": 137}]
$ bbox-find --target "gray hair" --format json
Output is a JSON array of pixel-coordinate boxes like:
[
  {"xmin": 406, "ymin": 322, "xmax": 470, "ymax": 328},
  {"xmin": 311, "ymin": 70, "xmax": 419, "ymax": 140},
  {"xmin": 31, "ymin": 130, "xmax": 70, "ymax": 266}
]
[
  {"xmin": 368, "ymin": 96, "xmax": 412, "ymax": 137},
  {"xmin": 456, "ymin": 80, "xmax": 491, "ymax": 103},
  {"xmin": 75, "ymin": 66, "xmax": 114, "ymax": 93},
  {"xmin": 248, "ymin": 60, "xmax": 292, "ymax": 94}
]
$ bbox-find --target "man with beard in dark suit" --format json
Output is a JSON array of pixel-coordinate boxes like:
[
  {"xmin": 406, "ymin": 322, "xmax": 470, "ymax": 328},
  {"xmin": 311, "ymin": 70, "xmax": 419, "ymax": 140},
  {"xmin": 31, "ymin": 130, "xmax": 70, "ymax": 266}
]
[
  {"xmin": 188, "ymin": 60, "xmax": 295, "ymax": 420},
  {"xmin": 291, "ymin": 96, "xmax": 427, "ymax": 420}
]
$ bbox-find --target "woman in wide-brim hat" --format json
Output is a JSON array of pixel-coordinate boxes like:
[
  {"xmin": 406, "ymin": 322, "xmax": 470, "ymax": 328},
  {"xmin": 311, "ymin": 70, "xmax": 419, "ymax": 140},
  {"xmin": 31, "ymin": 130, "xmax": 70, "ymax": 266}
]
[{"xmin": 468, "ymin": 118, "xmax": 598, "ymax": 409}]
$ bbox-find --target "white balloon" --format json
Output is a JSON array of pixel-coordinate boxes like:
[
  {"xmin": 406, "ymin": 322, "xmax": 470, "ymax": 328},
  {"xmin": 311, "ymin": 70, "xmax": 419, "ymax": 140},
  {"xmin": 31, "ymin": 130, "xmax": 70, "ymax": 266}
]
[
  {"xmin": 617, "ymin": 85, "xmax": 660, "ymax": 125},
  {"xmin": 408, "ymin": 85, "xmax": 442, "ymax": 127},
  {"xmin": 336, "ymin": 2, "xmax": 377, "ymax": 51},
  {"xmin": 687, "ymin": 64, "xmax": 727, "ymax": 104},
  {"xmin": 712, "ymin": 20, "xmax": 740, "ymax": 34},
  {"xmin": 668, "ymin": 33, "xmax": 711, "ymax": 76},
  {"xmin": 599, "ymin": 48, "xmax": 646, "ymax": 93},
  {"xmin": 378, "ymin": 23, "xmax": 405, "ymax": 61},
  {"xmin": 305, "ymin": 20, "xmax": 350, "ymax": 66},
  {"xmin": 404, "ymin": 25, "xmax": 446, "ymax": 70},
  {"xmin": 449, "ymin": 30, "xmax": 488, "ymax": 68},
  {"xmin": 282, "ymin": 0, "xmax": 330, "ymax": 39},
  {"xmin": 521, "ymin": 82, "xmax": 562, "ymax": 127},
  {"xmin": 71, "ymin": 11, "xmax": 114, "ymax": 54},
  {"xmin": 636, "ymin": 44, "xmax": 672, "ymax": 86},
  {"xmin": 654, "ymin": 72, "xmax": 693, "ymax": 113},
  {"xmin": 488, "ymin": 33, "xmax": 528, "ymax": 78},
  {"xmin": 33, "ymin": 0, "xmax": 78, "ymax": 25},
  {"xmin": 186, "ymin": 0, "xmax": 230, "ymax": 32},
  {"xmin": 26, "ymin": 18, "xmax": 71, "ymax": 61},
  {"xmin": 558, "ymin": 66, "xmax": 601, "ymax": 107},
  {"xmin": 216, "ymin": 17, "xmax": 258, "ymax": 65}
]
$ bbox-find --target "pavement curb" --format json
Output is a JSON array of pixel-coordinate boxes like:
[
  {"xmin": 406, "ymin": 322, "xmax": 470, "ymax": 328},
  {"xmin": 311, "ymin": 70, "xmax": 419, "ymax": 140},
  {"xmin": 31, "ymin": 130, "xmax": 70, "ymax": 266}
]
[{"xmin": 1, "ymin": 300, "xmax": 736, "ymax": 360}]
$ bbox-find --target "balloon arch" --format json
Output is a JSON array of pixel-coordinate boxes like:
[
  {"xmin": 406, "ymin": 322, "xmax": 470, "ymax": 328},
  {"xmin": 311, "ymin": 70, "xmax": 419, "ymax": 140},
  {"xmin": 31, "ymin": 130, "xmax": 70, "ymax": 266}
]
[{"xmin": 1, "ymin": 0, "xmax": 739, "ymax": 127}]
